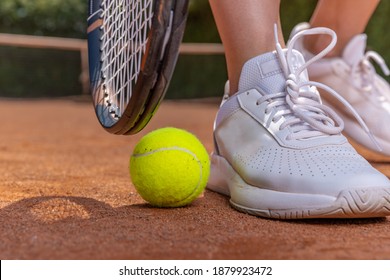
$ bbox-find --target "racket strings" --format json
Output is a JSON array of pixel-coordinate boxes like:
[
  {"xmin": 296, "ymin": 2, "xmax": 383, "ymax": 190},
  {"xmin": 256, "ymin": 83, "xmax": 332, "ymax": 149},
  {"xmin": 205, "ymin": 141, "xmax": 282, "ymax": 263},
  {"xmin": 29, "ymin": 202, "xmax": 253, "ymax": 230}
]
[{"xmin": 99, "ymin": 0, "xmax": 153, "ymax": 118}]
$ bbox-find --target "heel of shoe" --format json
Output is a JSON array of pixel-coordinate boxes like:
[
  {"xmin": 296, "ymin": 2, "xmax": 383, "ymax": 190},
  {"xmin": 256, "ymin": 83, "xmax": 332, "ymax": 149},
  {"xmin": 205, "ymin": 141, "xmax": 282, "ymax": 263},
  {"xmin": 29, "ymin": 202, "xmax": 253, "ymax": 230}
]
[{"xmin": 206, "ymin": 153, "xmax": 231, "ymax": 196}]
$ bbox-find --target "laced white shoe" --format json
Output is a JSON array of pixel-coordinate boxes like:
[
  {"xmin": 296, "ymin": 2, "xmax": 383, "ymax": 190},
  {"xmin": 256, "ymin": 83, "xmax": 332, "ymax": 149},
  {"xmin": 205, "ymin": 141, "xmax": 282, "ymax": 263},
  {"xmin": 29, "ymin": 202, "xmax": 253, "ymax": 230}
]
[
  {"xmin": 207, "ymin": 26, "xmax": 390, "ymax": 219},
  {"xmin": 291, "ymin": 22, "xmax": 390, "ymax": 156}
]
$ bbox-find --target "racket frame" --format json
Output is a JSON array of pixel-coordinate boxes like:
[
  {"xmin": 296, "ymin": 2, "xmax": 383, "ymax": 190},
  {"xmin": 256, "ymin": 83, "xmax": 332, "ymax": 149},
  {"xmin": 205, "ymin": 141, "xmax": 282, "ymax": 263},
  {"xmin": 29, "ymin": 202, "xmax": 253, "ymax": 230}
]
[{"xmin": 88, "ymin": 0, "xmax": 189, "ymax": 135}]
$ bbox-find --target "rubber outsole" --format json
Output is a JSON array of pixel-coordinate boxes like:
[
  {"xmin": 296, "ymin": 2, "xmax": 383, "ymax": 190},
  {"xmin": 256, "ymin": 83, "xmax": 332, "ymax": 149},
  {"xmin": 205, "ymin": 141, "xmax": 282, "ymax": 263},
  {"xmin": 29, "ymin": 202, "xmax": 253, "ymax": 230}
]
[{"xmin": 207, "ymin": 153, "xmax": 390, "ymax": 219}]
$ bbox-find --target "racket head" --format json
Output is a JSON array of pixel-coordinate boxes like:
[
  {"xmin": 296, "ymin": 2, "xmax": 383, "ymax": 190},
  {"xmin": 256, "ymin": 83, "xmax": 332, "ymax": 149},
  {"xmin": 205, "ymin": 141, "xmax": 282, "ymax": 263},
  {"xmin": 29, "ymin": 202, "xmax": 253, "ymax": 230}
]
[{"xmin": 87, "ymin": 0, "xmax": 189, "ymax": 135}]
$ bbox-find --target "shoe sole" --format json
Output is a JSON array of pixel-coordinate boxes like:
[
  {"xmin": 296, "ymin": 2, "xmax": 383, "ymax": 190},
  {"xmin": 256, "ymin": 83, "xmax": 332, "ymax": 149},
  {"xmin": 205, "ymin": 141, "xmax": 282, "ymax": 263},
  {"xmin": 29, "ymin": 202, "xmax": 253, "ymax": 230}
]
[
  {"xmin": 321, "ymin": 97, "xmax": 390, "ymax": 157},
  {"xmin": 207, "ymin": 153, "xmax": 390, "ymax": 219},
  {"xmin": 347, "ymin": 136, "xmax": 390, "ymax": 163},
  {"xmin": 342, "ymin": 115, "xmax": 390, "ymax": 157}
]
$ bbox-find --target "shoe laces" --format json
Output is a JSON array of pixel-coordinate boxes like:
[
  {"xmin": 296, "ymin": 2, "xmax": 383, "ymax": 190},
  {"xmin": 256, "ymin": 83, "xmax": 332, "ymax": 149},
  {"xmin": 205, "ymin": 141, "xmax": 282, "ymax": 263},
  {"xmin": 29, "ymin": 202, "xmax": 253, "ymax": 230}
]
[
  {"xmin": 265, "ymin": 25, "xmax": 381, "ymax": 150},
  {"xmin": 351, "ymin": 50, "xmax": 390, "ymax": 95}
]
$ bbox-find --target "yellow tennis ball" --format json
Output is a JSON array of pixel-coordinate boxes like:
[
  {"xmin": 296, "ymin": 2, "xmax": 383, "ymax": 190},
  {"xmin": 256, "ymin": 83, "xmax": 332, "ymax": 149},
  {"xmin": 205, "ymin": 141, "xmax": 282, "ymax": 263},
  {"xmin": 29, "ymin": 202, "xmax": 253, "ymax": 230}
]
[{"xmin": 129, "ymin": 127, "xmax": 210, "ymax": 207}]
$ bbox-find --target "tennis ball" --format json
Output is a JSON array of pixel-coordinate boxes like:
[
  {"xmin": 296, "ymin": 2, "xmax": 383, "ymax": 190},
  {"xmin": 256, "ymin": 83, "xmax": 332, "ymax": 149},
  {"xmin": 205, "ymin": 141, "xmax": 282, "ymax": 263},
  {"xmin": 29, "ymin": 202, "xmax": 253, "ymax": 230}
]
[{"xmin": 129, "ymin": 127, "xmax": 210, "ymax": 207}]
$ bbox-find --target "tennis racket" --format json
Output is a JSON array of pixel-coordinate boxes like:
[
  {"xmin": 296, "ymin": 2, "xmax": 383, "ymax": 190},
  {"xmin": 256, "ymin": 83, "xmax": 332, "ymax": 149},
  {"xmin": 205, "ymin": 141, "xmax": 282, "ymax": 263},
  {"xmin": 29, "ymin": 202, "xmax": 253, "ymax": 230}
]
[{"xmin": 87, "ymin": 0, "xmax": 189, "ymax": 135}]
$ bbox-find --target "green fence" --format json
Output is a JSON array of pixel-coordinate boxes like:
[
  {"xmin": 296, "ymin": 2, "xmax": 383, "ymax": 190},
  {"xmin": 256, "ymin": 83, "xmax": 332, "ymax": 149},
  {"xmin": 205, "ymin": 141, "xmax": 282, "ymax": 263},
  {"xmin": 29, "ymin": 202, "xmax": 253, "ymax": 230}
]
[{"xmin": 0, "ymin": 0, "xmax": 389, "ymax": 99}]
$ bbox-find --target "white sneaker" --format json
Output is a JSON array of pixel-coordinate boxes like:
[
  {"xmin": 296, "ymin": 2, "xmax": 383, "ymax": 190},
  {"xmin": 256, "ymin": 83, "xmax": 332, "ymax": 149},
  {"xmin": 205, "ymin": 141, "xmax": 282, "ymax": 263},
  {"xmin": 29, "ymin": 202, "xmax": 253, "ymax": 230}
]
[
  {"xmin": 291, "ymin": 22, "xmax": 390, "ymax": 156},
  {"xmin": 207, "ymin": 26, "xmax": 390, "ymax": 219}
]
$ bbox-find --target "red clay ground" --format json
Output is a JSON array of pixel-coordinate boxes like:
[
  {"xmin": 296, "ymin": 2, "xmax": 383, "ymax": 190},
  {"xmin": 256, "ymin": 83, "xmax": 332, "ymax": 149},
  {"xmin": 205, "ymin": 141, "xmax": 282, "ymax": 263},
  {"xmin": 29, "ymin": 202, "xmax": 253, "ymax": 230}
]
[{"xmin": 0, "ymin": 98, "xmax": 390, "ymax": 260}]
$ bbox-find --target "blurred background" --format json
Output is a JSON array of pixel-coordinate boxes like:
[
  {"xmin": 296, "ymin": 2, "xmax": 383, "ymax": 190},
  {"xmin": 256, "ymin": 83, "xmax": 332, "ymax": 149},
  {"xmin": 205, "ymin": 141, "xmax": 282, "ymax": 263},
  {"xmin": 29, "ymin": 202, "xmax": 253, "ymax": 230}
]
[{"xmin": 0, "ymin": 0, "xmax": 389, "ymax": 99}]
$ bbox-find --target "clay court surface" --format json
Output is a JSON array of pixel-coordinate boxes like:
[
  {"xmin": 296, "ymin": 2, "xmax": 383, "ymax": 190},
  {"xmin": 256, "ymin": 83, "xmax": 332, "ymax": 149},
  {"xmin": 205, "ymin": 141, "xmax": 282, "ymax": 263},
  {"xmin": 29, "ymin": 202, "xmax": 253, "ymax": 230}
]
[{"xmin": 0, "ymin": 98, "xmax": 390, "ymax": 260}]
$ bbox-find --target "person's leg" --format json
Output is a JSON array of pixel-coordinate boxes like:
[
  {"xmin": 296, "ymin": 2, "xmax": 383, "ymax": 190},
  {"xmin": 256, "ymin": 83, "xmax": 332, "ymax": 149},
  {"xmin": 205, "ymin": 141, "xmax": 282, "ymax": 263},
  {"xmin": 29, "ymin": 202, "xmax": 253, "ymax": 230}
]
[
  {"xmin": 305, "ymin": 0, "xmax": 380, "ymax": 57},
  {"xmin": 209, "ymin": 0, "xmax": 284, "ymax": 94},
  {"xmin": 206, "ymin": 1, "xmax": 390, "ymax": 219}
]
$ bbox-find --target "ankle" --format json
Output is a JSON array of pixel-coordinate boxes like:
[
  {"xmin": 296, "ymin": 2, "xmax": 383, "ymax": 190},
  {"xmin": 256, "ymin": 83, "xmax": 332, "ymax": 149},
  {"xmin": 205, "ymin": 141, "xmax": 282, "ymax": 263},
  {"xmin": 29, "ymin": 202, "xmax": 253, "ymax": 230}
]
[{"xmin": 303, "ymin": 35, "xmax": 342, "ymax": 58}]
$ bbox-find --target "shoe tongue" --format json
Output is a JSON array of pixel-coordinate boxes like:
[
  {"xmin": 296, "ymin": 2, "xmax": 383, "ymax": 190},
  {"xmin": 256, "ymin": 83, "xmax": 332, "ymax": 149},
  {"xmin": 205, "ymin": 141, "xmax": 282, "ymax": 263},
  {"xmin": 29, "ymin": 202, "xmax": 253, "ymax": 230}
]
[
  {"xmin": 342, "ymin": 34, "xmax": 367, "ymax": 66},
  {"xmin": 238, "ymin": 49, "xmax": 307, "ymax": 94}
]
